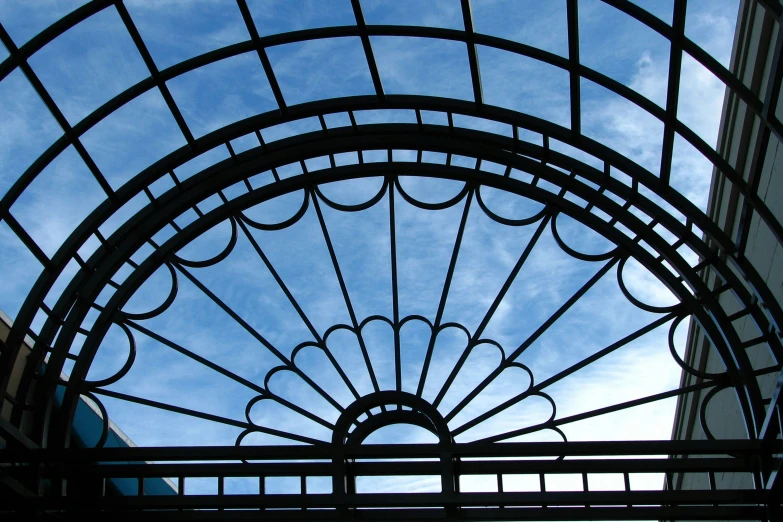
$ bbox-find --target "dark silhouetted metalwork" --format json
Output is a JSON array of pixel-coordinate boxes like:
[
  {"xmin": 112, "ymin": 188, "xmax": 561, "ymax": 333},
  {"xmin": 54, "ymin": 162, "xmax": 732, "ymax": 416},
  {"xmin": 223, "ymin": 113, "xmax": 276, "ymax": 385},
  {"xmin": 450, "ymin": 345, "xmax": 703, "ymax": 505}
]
[{"xmin": 0, "ymin": 0, "xmax": 781, "ymax": 520}]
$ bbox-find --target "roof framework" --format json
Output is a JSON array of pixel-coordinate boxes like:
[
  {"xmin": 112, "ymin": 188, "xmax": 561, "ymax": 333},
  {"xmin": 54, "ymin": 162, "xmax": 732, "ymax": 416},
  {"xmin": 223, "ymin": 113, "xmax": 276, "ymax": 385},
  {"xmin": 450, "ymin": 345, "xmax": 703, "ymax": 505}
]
[{"xmin": 0, "ymin": 0, "xmax": 781, "ymax": 519}]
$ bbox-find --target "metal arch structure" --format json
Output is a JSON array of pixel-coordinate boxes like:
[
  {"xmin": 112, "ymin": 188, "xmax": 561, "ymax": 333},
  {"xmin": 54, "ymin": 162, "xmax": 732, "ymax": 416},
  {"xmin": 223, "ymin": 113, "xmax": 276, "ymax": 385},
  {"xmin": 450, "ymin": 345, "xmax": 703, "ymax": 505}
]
[{"xmin": 0, "ymin": 0, "xmax": 781, "ymax": 520}]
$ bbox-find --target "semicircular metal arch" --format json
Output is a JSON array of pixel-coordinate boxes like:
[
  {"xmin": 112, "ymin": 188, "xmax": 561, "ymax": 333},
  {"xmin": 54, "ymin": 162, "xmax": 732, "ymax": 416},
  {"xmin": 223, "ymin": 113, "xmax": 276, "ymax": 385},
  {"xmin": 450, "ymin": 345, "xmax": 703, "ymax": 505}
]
[
  {"xmin": 0, "ymin": 1, "xmax": 781, "ymax": 518},
  {"xmin": 15, "ymin": 124, "xmax": 778, "ymax": 451}
]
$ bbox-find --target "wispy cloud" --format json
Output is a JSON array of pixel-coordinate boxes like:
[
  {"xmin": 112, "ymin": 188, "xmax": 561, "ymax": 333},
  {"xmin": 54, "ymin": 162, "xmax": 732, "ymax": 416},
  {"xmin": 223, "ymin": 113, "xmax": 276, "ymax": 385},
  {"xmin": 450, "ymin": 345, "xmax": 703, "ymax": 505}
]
[
  {"xmin": 362, "ymin": 0, "xmax": 463, "ymax": 30},
  {"xmin": 0, "ymin": 70, "xmax": 62, "ymax": 195},
  {"xmin": 26, "ymin": 6, "xmax": 150, "ymax": 125},
  {"xmin": 267, "ymin": 37, "xmax": 376, "ymax": 105},
  {"xmin": 9, "ymin": 147, "xmax": 103, "ymax": 260},
  {"xmin": 125, "ymin": 0, "xmax": 250, "ymax": 70},
  {"xmin": 246, "ymin": 0, "xmax": 356, "ymax": 36},
  {"xmin": 0, "ymin": 0, "xmax": 90, "ymax": 46},
  {"xmin": 166, "ymin": 51, "xmax": 277, "ymax": 138},
  {"xmin": 473, "ymin": 0, "xmax": 569, "ymax": 56},
  {"xmin": 0, "ymin": 1, "xmax": 744, "ymax": 501},
  {"xmin": 370, "ymin": 35, "xmax": 474, "ymax": 100}
]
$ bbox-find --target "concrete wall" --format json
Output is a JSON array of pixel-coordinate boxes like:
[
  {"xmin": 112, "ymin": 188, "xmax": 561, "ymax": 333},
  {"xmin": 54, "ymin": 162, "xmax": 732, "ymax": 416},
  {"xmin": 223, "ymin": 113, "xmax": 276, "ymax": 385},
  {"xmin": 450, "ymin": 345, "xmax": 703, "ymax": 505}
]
[
  {"xmin": 0, "ymin": 312, "xmax": 176, "ymax": 494},
  {"xmin": 672, "ymin": 0, "xmax": 783, "ymax": 498},
  {"xmin": 0, "ymin": 310, "xmax": 33, "ymax": 447}
]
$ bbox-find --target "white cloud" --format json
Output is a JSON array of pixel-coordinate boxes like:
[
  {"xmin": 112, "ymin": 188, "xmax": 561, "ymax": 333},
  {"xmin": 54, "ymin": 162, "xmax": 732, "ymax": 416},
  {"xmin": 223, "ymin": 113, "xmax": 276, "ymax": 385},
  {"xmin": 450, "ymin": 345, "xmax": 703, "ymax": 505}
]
[
  {"xmin": 582, "ymin": 44, "xmax": 728, "ymax": 210},
  {"xmin": 0, "ymin": 2, "xmax": 747, "ymax": 503}
]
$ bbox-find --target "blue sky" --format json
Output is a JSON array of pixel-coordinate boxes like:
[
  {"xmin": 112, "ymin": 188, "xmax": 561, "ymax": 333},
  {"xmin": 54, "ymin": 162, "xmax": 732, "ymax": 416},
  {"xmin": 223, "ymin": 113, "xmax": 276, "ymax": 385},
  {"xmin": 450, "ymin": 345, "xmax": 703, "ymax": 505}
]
[{"xmin": 0, "ymin": 0, "xmax": 741, "ymax": 495}]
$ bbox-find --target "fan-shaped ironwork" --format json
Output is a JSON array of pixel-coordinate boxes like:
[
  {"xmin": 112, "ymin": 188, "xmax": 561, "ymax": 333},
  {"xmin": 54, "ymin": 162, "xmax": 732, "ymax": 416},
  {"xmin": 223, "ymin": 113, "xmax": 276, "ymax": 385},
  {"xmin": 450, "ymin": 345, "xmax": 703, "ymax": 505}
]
[{"xmin": 0, "ymin": 0, "xmax": 781, "ymax": 520}]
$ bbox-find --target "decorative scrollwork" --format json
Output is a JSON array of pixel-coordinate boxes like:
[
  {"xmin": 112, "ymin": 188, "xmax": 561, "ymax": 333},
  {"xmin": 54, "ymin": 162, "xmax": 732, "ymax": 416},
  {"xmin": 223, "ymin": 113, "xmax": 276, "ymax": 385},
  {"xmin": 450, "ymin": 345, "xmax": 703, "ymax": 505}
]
[
  {"xmin": 84, "ymin": 322, "xmax": 137, "ymax": 389},
  {"xmin": 120, "ymin": 263, "xmax": 179, "ymax": 321},
  {"xmin": 173, "ymin": 218, "xmax": 239, "ymax": 269},
  {"xmin": 314, "ymin": 177, "xmax": 389, "ymax": 212},
  {"xmin": 475, "ymin": 185, "xmax": 548, "ymax": 227},
  {"xmin": 63, "ymin": 170, "xmax": 766, "ymax": 452},
  {"xmin": 395, "ymin": 177, "xmax": 470, "ymax": 210},
  {"xmin": 0, "ymin": 3, "xmax": 779, "ymax": 518},
  {"xmin": 240, "ymin": 189, "xmax": 310, "ymax": 231},
  {"xmin": 616, "ymin": 256, "xmax": 680, "ymax": 314},
  {"xmin": 667, "ymin": 315, "xmax": 727, "ymax": 380},
  {"xmin": 551, "ymin": 212, "xmax": 618, "ymax": 262}
]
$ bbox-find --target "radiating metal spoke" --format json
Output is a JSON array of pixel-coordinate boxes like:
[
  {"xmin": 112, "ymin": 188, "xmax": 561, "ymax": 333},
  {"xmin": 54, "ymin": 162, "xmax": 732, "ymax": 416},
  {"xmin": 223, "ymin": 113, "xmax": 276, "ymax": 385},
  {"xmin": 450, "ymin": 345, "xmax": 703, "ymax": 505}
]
[
  {"xmin": 1, "ymin": 213, "xmax": 52, "ymax": 270},
  {"xmin": 452, "ymin": 311, "xmax": 680, "ymax": 436},
  {"xmin": 658, "ymin": 0, "xmax": 687, "ymax": 187},
  {"xmin": 311, "ymin": 191, "xmax": 383, "ymax": 401},
  {"xmin": 433, "ymin": 211, "xmax": 551, "ymax": 408},
  {"xmin": 174, "ymin": 263, "xmax": 345, "ymax": 414},
  {"xmin": 460, "ymin": 0, "xmax": 484, "ymax": 106},
  {"xmin": 125, "ymin": 320, "xmax": 334, "ymax": 430},
  {"xmin": 475, "ymin": 379, "xmax": 720, "ymax": 444},
  {"xmin": 350, "ymin": 0, "xmax": 385, "ymax": 99},
  {"xmin": 445, "ymin": 255, "xmax": 620, "ymax": 422},
  {"xmin": 389, "ymin": 181, "xmax": 402, "ymax": 393},
  {"xmin": 236, "ymin": 217, "xmax": 361, "ymax": 401},
  {"xmin": 416, "ymin": 188, "xmax": 475, "ymax": 397},
  {"xmin": 566, "ymin": 0, "xmax": 581, "ymax": 134},
  {"xmin": 127, "ymin": 319, "xmax": 266, "ymax": 395},
  {"xmin": 91, "ymin": 388, "xmax": 325, "ymax": 445},
  {"xmin": 236, "ymin": 0, "xmax": 288, "ymax": 112}
]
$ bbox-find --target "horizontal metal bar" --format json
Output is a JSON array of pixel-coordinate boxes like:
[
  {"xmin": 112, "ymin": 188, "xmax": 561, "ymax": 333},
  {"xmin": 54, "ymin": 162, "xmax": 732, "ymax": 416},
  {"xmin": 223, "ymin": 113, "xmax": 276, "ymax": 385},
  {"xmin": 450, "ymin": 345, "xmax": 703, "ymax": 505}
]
[
  {"xmin": 0, "ymin": 416, "xmax": 38, "ymax": 450},
  {"xmin": 457, "ymin": 457, "xmax": 757, "ymax": 475},
  {"xmin": 2, "ymin": 21, "xmax": 776, "ymax": 241},
  {"xmin": 34, "ymin": 457, "xmax": 759, "ymax": 481},
  {"xmin": 0, "ymin": 440, "xmax": 764, "ymax": 463},
  {"xmin": 3, "ymin": 506, "xmax": 765, "ymax": 521},
  {"xmin": 23, "ymin": 130, "xmax": 776, "ymax": 456},
  {"xmin": 6, "ymin": 489, "xmax": 766, "ymax": 510}
]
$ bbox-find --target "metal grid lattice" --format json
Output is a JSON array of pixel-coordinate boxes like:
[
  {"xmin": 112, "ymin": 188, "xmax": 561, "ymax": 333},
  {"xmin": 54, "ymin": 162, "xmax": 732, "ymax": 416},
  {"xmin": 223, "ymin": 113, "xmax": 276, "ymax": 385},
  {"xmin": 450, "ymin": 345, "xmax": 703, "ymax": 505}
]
[{"xmin": 0, "ymin": 0, "xmax": 781, "ymax": 519}]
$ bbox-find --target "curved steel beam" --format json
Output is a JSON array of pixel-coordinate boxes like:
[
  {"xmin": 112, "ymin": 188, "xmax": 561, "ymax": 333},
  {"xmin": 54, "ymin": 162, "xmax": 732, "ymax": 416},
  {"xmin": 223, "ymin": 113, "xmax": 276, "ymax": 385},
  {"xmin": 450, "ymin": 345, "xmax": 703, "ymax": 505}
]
[
  {"xmin": 5, "ymin": 128, "xmax": 777, "ymax": 442},
  {"xmin": 1, "ymin": 2, "xmax": 780, "ymax": 254},
  {"xmin": 22, "ymin": 132, "xmax": 767, "ymax": 451}
]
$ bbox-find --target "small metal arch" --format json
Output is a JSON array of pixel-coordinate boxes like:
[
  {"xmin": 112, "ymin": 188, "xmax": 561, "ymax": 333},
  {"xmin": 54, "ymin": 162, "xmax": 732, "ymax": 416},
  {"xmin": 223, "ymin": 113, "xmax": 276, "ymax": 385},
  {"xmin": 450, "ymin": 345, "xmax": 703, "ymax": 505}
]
[
  {"xmin": 333, "ymin": 391, "xmax": 452, "ymax": 447},
  {"xmin": 21, "ymin": 131, "xmax": 776, "ymax": 450}
]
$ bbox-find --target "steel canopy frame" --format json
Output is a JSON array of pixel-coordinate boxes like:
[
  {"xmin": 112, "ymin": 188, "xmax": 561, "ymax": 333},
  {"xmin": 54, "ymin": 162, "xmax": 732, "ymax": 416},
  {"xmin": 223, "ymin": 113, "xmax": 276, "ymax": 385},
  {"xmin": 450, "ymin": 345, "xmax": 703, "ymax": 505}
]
[
  {"xmin": 0, "ymin": 0, "xmax": 781, "ymax": 520},
  {"xmin": 2, "ymin": 124, "xmax": 780, "ymax": 519}
]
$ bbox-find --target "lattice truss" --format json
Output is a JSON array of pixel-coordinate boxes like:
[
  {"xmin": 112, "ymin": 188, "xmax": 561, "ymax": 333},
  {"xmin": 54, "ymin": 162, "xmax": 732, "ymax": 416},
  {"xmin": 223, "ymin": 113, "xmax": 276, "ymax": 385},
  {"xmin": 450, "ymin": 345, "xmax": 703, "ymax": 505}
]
[{"xmin": 0, "ymin": 0, "xmax": 782, "ymax": 520}]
